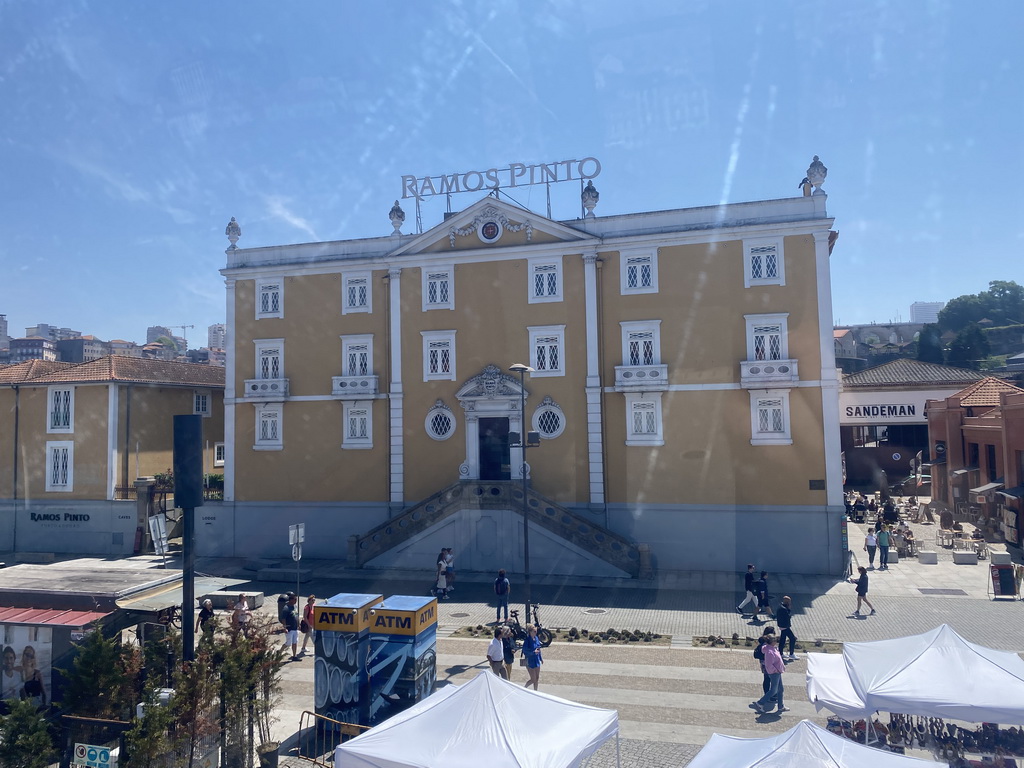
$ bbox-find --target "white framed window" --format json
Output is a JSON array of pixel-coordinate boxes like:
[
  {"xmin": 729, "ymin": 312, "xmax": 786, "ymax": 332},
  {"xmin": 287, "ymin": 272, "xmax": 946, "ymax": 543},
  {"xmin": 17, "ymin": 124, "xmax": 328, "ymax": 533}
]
[
  {"xmin": 214, "ymin": 442, "xmax": 225, "ymax": 467},
  {"xmin": 256, "ymin": 280, "xmax": 283, "ymax": 318},
  {"xmin": 254, "ymin": 404, "xmax": 283, "ymax": 450},
  {"xmin": 750, "ymin": 389, "xmax": 793, "ymax": 445},
  {"xmin": 341, "ymin": 335, "xmax": 373, "ymax": 377},
  {"xmin": 421, "ymin": 330, "xmax": 456, "ymax": 381},
  {"xmin": 47, "ymin": 386, "xmax": 74, "ymax": 434},
  {"xmin": 254, "ymin": 339, "xmax": 284, "ymax": 380},
  {"xmin": 194, "ymin": 390, "xmax": 210, "ymax": 417},
  {"xmin": 342, "ymin": 271, "xmax": 372, "ymax": 314},
  {"xmin": 422, "ymin": 266, "xmax": 454, "ymax": 311},
  {"xmin": 425, "ymin": 400, "xmax": 456, "ymax": 441},
  {"xmin": 528, "ymin": 257, "xmax": 562, "ymax": 303},
  {"xmin": 743, "ymin": 237, "xmax": 785, "ymax": 288},
  {"xmin": 624, "ymin": 393, "xmax": 664, "ymax": 447},
  {"xmin": 532, "ymin": 396, "xmax": 565, "ymax": 439},
  {"xmin": 745, "ymin": 314, "xmax": 789, "ymax": 361},
  {"xmin": 620, "ymin": 320, "xmax": 662, "ymax": 366},
  {"xmin": 45, "ymin": 441, "xmax": 73, "ymax": 491},
  {"xmin": 343, "ymin": 402, "xmax": 372, "ymax": 449},
  {"xmin": 528, "ymin": 325, "xmax": 565, "ymax": 377},
  {"xmin": 620, "ymin": 250, "xmax": 658, "ymax": 295}
]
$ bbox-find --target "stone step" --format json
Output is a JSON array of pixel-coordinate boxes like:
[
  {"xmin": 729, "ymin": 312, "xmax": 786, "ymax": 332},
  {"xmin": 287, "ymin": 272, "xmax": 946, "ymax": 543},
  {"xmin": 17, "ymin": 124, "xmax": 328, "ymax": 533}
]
[
  {"xmin": 244, "ymin": 557, "xmax": 281, "ymax": 572},
  {"xmin": 16, "ymin": 552, "xmax": 55, "ymax": 564},
  {"xmin": 201, "ymin": 590, "xmax": 265, "ymax": 610},
  {"xmin": 258, "ymin": 566, "xmax": 313, "ymax": 583}
]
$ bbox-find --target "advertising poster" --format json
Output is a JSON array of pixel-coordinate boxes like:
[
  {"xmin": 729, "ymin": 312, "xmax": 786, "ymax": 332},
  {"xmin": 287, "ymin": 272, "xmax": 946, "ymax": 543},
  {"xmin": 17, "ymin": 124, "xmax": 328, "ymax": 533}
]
[{"xmin": 1, "ymin": 624, "xmax": 53, "ymax": 709}]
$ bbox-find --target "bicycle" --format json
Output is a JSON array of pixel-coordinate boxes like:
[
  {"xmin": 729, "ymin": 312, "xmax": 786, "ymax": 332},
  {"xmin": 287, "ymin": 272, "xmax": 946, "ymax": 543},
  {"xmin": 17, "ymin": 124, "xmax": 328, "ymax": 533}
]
[{"xmin": 507, "ymin": 604, "xmax": 553, "ymax": 647}]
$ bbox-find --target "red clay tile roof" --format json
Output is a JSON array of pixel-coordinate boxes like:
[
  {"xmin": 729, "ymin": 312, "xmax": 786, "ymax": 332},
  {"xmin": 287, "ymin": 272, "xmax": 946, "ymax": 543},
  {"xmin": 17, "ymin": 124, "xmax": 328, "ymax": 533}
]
[
  {"xmin": 842, "ymin": 358, "xmax": 986, "ymax": 388},
  {"xmin": 833, "ymin": 329, "xmax": 851, "ymax": 339},
  {"xmin": 953, "ymin": 376, "xmax": 1024, "ymax": 408},
  {"xmin": 18, "ymin": 355, "xmax": 225, "ymax": 388},
  {"xmin": 0, "ymin": 360, "xmax": 76, "ymax": 383}
]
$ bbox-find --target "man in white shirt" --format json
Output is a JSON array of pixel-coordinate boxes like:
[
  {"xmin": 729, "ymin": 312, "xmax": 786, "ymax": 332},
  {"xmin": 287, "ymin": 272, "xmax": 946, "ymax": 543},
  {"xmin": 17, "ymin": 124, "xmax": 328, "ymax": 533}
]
[
  {"xmin": 2, "ymin": 646, "xmax": 23, "ymax": 701},
  {"xmin": 487, "ymin": 628, "xmax": 507, "ymax": 679}
]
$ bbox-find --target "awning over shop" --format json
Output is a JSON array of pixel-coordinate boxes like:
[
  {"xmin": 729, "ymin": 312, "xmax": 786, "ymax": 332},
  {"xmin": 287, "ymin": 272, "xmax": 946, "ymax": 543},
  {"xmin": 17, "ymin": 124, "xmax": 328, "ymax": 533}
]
[
  {"xmin": 116, "ymin": 576, "xmax": 245, "ymax": 615},
  {"xmin": 970, "ymin": 482, "xmax": 1004, "ymax": 495},
  {"xmin": 952, "ymin": 466, "xmax": 980, "ymax": 477},
  {"xmin": 0, "ymin": 606, "xmax": 110, "ymax": 627},
  {"xmin": 998, "ymin": 486, "xmax": 1024, "ymax": 500}
]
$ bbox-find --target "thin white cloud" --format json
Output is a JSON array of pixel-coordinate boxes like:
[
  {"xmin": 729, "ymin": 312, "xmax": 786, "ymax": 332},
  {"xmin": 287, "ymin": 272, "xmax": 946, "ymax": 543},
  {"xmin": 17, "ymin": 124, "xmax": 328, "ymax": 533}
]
[{"xmin": 265, "ymin": 195, "xmax": 318, "ymax": 241}]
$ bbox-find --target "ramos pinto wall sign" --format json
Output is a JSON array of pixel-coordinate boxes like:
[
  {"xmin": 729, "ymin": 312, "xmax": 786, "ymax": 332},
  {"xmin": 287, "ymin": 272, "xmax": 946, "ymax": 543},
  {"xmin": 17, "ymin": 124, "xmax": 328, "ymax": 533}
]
[{"xmin": 401, "ymin": 157, "xmax": 601, "ymax": 199}]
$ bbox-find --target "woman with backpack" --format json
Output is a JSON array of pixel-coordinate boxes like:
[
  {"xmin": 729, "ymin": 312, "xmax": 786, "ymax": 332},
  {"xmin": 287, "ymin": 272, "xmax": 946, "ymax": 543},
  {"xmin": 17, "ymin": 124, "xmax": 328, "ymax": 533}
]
[
  {"xmin": 494, "ymin": 569, "xmax": 511, "ymax": 622},
  {"xmin": 752, "ymin": 626, "xmax": 776, "ymax": 700}
]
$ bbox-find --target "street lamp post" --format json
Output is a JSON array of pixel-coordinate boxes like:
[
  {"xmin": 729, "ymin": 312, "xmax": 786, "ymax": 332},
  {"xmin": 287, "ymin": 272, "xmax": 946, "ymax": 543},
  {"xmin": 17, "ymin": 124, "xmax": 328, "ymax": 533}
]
[{"xmin": 509, "ymin": 363, "xmax": 536, "ymax": 624}]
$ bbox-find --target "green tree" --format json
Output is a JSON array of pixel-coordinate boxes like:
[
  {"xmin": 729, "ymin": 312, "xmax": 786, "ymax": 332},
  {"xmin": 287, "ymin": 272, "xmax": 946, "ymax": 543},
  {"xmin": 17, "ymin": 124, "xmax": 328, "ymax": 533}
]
[
  {"xmin": 947, "ymin": 323, "xmax": 990, "ymax": 370},
  {"xmin": 938, "ymin": 293, "xmax": 990, "ymax": 332},
  {"xmin": 988, "ymin": 280, "xmax": 1024, "ymax": 325},
  {"xmin": 916, "ymin": 323, "xmax": 945, "ymax": 364},
  {"xmin": 59, "ymin": 628, "xmax": 141, "ymax": 720},
  {"xmin": 938, "ymin": 280, "xmax": 1024, "ymax": 332},
  {"xmin": 0, "ymin": 699, "xmax": 57, "ymax": 768}
]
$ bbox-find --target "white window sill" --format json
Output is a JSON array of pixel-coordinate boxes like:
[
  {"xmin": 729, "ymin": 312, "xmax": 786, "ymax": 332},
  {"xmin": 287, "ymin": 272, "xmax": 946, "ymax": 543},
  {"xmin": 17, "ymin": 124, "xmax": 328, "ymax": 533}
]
[
  {"xmin": 529, "ymin": 369, "xmax": 564, "ymax": 378},
  {"xmin": 342, "ymin": 443, "xmax": 373, "ymax": 450},
  {"xmin": 44, "ymin": 486, "xmax": 73, "ymax": 493},
  {"xmin": 528, "ymin": 295, "xmax": 563, "ymax": 304},
  {"xmin": 252, "ymin": 444, "xmax": 283, "ymax": 451},
  {"xmin": 750, "ymin": 437, "xmax": 793, "ymax": 446},
  {"xmin": 625, "ymin": 438, "xmax": 664, "ymax": 447}
]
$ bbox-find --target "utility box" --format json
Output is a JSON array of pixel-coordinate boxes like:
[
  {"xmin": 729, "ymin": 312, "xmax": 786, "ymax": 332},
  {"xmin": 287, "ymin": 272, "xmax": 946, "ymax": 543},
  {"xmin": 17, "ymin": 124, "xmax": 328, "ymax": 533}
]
[
  {"xmin": 312, "ymin": 593, "xmax": 383, "ymax": 727},
  {"xmin": 366, "ymin": 595, "xmax": 438, "ymax": 725}
]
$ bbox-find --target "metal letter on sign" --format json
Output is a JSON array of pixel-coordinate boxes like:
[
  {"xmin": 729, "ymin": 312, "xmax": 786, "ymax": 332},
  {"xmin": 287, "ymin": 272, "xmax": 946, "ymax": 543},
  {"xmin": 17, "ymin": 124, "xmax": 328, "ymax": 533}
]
[{"xmin": 292, "ymin": 543, "xmax": 302, "ymax": 562}]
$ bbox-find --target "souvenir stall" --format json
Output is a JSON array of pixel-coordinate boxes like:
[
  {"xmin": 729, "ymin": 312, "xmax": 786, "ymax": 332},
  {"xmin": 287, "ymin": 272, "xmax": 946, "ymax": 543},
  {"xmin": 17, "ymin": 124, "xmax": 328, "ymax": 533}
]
[{"xmin": 807, "ymin": 624, "xmax": 1024, "ymax": 763}]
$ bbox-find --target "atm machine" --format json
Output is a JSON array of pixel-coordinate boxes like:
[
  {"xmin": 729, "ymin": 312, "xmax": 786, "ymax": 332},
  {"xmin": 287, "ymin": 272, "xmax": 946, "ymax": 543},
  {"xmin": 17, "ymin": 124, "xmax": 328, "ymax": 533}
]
[
  {"xmin": 365, "ymin": 595, "xmax": 438, "ymax": 725},
  {"xmin": 312, "ymin": 593, "xmax": 383, "ymax": 726}
]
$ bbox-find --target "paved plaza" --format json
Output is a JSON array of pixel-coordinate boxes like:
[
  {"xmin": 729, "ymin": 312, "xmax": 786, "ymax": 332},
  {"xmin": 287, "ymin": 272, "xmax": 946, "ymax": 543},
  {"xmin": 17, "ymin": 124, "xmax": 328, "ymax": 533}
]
[{"xmin": 202, "ymin": 517, "xmax": 1024, "ymax": 767}]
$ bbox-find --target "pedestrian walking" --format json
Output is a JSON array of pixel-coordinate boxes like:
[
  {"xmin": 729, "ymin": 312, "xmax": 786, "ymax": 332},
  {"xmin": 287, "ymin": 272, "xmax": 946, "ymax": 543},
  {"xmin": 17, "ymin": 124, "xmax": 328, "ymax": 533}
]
[
  {"xmin": 281, "ymin": 594, "xmax": 300, "ymax": 660},
  {"xmin": 277, "ymin": 591, "xmax": 295, "ymax": 633},
  {"xmin": 300, "ymin": 595, "xmax": 316, "ymax": 655},
  {"xmin": 501, "ymin": 626, "xmax": 516, "ymax": 680},
  {"xmin": 487, "ymin": 628, "xmax": 508, "ymax": 679},
  {"xmin": 494, "ymin": 568, "xmax": 511, "ymax": 623},
  {"xmin": 736, "ymin": 564, "xmax": 757, "ymax": 615},
  {"xmin": 236, "ymin": 593, "xmax": 252, "ymax": 636},
  {"xmin": 776, "ymin": 596, "xmax": 798, "ymax": 660},
  {"xmin": 433, "ymin": 551, "xmax": 449, "ymax": 600},
  {"xmin": 877, "ymin": 525, "xmax": 891, "ymax": 570},
  {"xmin": 444, "ymin": 548, "xmax": 456, "ymax": 592},
  {"xmin": 195, "ymin": 599, "xmax": 215, "ymax": 634},
  {"xmin": 864, "ymin": 529, "xmax": 877, "ymax": 568},
  {"xmin": 750, "ymin": 636, "xmax": 789, "ymax": 714},
  {"xmin": 753, "ymin": 570, "xmax": 774, "ymax": 620},
  {"xmin": 752, "ymin": 626, "xmax": 776, "ymax": 702},
  {"xmin": 522, "ymin": 624, "xmax": 543, "ymax": 690},
  {"xmin": 848, "ymin": 566, "xmax": 876, "ymax": 616}
]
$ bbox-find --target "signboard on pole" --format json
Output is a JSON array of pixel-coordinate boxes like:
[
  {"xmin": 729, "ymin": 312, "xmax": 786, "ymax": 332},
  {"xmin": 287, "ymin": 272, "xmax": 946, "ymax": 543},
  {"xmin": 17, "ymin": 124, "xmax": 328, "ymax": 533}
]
[
  {"xmin": 73, "ymin": 743, "xmax": 117, "ymax": 768},
  {"xmin": 289, "ymin": 523, "xmax": 305, "ymax": 546},
  {"xmin": 148, "ymin": 514, "xmax": 168, "ymax": 556}
]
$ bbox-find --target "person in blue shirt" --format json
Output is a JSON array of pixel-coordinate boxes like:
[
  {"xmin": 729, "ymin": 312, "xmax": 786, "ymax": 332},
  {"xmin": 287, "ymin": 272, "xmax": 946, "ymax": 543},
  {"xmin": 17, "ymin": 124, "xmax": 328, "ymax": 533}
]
[{"xmin": 522, "ymin": 624, "xmax": 543, "ymax": 690}]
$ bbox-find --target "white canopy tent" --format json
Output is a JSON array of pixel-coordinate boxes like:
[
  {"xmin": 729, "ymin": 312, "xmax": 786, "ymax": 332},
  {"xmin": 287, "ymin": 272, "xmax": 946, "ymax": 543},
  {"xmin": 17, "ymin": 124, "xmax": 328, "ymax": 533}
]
[
  {"xmin": 807, "ymin": 624, "xmax": 1024, "ymax": 724},
  {"xmin": 334, "ymin": 671, "xmax": 619, "ymax": 768},
  {"xmin": 687, "ymin": 719, "xmax": 936, "ymax": 768}
]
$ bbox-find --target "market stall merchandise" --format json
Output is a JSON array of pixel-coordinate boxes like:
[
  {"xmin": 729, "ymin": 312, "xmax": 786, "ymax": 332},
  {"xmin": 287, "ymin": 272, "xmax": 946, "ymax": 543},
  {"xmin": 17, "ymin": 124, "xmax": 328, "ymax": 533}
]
[
  {"xmin": 687, "ymin": 719, "xmax": 936, "ymax": 767},
  {"xmin": 334, "ymin": 670, "xmax": 619, "ymax": 768},
  {"xmin": 806, "ymin": 624, "xmax": 1024, "ymax": 724}
]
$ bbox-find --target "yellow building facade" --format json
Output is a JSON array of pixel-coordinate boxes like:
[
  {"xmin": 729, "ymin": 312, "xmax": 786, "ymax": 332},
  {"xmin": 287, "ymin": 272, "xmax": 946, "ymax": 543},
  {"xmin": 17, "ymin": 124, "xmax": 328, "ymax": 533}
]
[
  {"xmin": 0, "ymin": 357, "xmax": 224, "ymax": 555},
  {"xmin": 216, "ymin": 183, "xmax": 844, "ymax": 576}
]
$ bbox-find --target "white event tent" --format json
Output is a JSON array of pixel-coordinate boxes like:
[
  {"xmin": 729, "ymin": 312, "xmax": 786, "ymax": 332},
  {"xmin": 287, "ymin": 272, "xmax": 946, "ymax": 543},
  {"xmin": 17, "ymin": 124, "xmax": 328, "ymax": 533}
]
[
  {"xmin": 807, "ymin": 624, "xmax": 1024, "ymax": 723},
  {"xmin": 334, "ymin": 671, "xmax": 619, "ymax": 768},
  {"xmin": 687, "ymin": 719, "xmax": 937, "ymax": 768}
]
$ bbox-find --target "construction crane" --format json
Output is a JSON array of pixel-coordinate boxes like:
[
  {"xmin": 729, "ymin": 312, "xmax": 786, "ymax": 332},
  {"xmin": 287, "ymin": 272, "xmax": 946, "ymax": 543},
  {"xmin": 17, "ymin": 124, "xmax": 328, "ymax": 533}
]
[{"xmin": 167, "ymin": 324, "xmax": 195, "ymax": 352}]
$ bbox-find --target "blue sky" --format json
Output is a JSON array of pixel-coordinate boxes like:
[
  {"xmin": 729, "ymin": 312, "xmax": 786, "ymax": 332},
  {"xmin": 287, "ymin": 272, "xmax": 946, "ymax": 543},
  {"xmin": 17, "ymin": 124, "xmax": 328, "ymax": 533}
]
[{"xmin": 2, "ymin": 1, "xmax": 1021, "ymax": 344}]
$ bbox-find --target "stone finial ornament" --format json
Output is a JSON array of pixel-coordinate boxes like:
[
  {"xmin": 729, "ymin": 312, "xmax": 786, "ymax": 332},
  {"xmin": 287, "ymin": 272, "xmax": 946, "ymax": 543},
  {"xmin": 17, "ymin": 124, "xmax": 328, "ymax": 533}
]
[
  {"xmin": 389, "ymin": 200, "xmax": 406, "ymax": 236},
  {"xmin": 806, "ymin": 156, "xmax": 827, "ymax": 195},
  {"xmin": 225, "ymin": 217, "xmax": 241, "ymax": 250},
  {"xmin": 582, "ymin": 180, "xmax": 600, "ymax": 218}
]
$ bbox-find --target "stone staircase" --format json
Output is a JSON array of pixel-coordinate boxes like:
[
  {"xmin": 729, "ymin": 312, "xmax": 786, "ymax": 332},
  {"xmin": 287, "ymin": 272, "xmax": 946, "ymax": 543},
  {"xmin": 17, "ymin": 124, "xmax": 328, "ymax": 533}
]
[{"xmin": 347, "ymin": 481, "xmax": 647, "ymax": 578}]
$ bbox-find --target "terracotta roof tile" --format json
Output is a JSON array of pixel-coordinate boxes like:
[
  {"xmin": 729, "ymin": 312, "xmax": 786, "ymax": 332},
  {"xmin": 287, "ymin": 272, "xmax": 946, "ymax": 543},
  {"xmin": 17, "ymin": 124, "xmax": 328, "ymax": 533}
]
[
  {"xmin": 953, "ymin": 376, "xmax": 1024, "ymax": 408},
  {"xmin": 0, "ymin": 360, "xmax": 76, "ymax": 384},
  {"xmin": 20, "ymin": 355, "xmax": 225, "ymax": 388},
  {"xmin": 833, "ymin": 329, "xmax": 851, "ymax": 339},
  {"xmin": 842, "ymin": 358, "xmax": 986, "ymax": 388}
]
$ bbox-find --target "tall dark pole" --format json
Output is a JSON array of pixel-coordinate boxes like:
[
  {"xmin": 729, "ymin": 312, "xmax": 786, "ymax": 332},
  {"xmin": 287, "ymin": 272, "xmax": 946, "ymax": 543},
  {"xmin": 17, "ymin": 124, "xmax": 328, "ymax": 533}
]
[
  {"xmin": 509, "ymin": 364, "xmax": 533, "ymax": 624},
  {"xmin": 174, "ymin": 415, "xmax": 204, "ymax": 663}
]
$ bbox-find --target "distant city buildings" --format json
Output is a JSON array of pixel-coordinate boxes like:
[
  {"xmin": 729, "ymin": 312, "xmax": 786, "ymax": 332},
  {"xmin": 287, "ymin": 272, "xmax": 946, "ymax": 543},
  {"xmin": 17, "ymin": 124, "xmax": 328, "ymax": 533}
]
[
  {"xmin": 0, "ymin": 314, "xmax": 8, "ymax": 350},
  {"xmin": 8, "ymin": 337, "xmax": 57, "ymax": 362},
  {"xmin": 55, "ymin": 336, "xmax": 109, "ymax": 363},
  {"xmin": 146, "ymin": 325, "xmax": 174, "ymax": 343},
  {"xmin": 25, "ymin": 323, "xmax": 81, "ymax": 341},
  {"xmin": 208, "ymin": 323, "xmax": 227, "ymax": 350},
  {"xmin": 910, "ymin": 301, "xmax": 945, "ymax": 324}
]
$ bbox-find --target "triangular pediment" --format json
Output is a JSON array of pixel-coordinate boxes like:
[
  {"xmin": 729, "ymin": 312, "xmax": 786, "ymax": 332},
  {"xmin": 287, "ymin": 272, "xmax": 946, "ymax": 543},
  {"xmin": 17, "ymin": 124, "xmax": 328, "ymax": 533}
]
[{"xmin": 389, "ymin": 196, "xmax": 594, "ymax": 257}]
